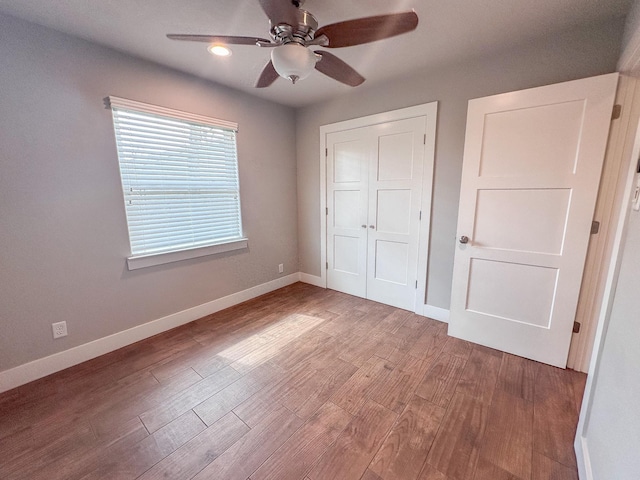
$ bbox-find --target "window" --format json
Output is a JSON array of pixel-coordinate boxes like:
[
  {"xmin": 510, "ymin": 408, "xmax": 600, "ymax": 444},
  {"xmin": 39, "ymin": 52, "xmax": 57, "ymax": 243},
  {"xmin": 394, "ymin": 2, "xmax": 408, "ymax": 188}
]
[{"xmin": 109, "ymin": 97, "xmax": 247, "ymax": 270}]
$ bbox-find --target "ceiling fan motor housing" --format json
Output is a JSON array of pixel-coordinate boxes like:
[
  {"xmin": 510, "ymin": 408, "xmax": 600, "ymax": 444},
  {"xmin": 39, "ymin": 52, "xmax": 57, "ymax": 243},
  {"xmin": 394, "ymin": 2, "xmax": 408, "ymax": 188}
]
[{"xmin": 270, "ymin": 9, "xmax": 318, "ymax": 46}]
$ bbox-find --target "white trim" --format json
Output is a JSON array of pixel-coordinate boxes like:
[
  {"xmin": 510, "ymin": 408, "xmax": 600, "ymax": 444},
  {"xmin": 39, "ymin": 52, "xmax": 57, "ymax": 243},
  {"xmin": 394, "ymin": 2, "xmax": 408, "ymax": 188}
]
[
  {"xmin": 319, "ymin": 102, "xmax": 438, "ymax": 314},
  {"xmin": 415, "ymin": 104, "xmax": 438, "ymax": 313},
  {"xmin": 320, "ymin": 103, "xmax": 440, "ymax": 133},
  {"xmin": 0, "ymin": 273, "xmax": 299, "ymax": 394},
  {"xmin": 127, "ymin": 238, "xmax": 248, "ymax": 270},
  {"xmin": 319, "ymin": 123, "xmax": 328, "ymax": 288},
  {"xmin": 108, "ymin": 96, "xmax": 238, "ymax": 130},
  {"xmin": 576, "ymin": 435, "xmax": 595, "ymax": 480},
  {"xmin": 422, "ymin": 305, "xmax": 450, "ymax": 323},
  {"xmin": 298, "ymin": 272, "xmax": 325, "ymax": 288}
]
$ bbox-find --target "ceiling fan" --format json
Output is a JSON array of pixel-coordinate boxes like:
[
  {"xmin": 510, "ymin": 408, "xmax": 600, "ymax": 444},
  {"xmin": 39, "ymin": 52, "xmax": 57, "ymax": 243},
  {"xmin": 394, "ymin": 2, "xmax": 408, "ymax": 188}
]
[{"xmin": 167, "ymin": 0, "xmax": 419, "ymax": 88}]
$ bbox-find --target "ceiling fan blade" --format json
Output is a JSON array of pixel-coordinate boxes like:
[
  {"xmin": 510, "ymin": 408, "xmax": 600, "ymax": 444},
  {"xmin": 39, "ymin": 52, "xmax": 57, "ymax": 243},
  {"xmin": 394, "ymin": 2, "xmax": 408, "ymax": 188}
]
[
  {"xmin": 314, "ymin": 51, "xmax": 365, "ymax": 87},
  {"xmin": 257, "ymin": 0, "xmax": 300, "ymax": 26},
  {"xmin": 256, "ymin": 60, "xmax": 280, "ymax": 88},
  {"xmin": 167, "ymin": 34, "xmax": 271, "ymax": 45},
  {"xmin": 315, "ymin": 11, "xmax": 418, "ymax": 48}
]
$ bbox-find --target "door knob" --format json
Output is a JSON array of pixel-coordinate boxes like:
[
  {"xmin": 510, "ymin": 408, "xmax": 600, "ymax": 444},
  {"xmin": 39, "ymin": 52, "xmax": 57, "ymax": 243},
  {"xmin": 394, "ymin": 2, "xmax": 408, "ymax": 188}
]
[
  {"xmin": 361, "ymin": 224, "xmax": 367, "ymax": 228},
  {"xmin": 369, "ymin": 225, "xmax": 375, "ymax": 229},
  {"xmin": 459, "ymin": 235, "xmax": 469, "ymax": 244}
]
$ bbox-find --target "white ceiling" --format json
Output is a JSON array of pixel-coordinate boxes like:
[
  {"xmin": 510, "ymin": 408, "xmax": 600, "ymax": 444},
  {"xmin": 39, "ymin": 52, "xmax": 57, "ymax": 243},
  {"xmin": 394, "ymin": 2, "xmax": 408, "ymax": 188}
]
[{"xmin": 0, "ymin": 0, "xmax": 632, "ymax": 107}]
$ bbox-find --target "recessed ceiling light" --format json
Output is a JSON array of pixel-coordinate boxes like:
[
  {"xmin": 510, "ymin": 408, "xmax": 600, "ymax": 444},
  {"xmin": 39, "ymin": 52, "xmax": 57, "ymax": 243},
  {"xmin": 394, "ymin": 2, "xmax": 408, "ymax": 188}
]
[{"xmin": 208, "ymin": 45, "xmax": 231, "ymax": 57}]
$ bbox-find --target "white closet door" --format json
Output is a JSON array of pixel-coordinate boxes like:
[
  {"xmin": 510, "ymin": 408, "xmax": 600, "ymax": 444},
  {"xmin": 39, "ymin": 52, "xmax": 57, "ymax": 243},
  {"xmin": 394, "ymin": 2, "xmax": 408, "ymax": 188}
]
[
  {"xmin": 327, "ymin": 117, "xmax": 426, "ymax": 310},
  {"xmin": 366, "ymin": 117, "xmax": 426, "ymax": 310},
  {"xmin": 449, "ymin": 73, "xmax": 618, "ymax": 368},
  {"xmin": 326, "ymin": 127, "xmax": 371, "ymax": 298}
]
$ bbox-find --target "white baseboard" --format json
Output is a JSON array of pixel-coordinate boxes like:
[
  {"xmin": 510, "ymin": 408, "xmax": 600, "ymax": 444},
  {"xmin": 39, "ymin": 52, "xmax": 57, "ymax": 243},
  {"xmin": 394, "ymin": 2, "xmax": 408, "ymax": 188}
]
[
  {"xmin": 0, "ymin": 273, "xmax": 300, "ymax": 394},
  {"xmin": 576, "ymin": 435, "xmax": 594, "ymax": 480},
  {"xmin": 298, "ymin": 272, "xmax": 325, "ymax": 288},
  {"xmin": 422, "ymin": 304, "xmax": 450, "ymax": 323}
]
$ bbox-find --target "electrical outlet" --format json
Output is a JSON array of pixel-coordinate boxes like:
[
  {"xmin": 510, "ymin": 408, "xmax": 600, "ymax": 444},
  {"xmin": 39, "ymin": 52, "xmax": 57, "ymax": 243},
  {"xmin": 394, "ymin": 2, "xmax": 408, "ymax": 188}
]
[
  {"xmin": 52, "ymin": 321, "xmax": 67, "ymax": 339},
  {"xmin": 278, "ymin": 263, "xmax": 284, "ymax": 274}
]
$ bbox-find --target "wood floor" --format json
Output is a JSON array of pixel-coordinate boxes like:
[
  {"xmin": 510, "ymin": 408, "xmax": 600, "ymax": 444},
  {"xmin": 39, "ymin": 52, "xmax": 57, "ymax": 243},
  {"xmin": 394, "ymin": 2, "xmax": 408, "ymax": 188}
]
[{"xmin": 0, "ymin": 283, "xmax": 586, "ymax": 480}]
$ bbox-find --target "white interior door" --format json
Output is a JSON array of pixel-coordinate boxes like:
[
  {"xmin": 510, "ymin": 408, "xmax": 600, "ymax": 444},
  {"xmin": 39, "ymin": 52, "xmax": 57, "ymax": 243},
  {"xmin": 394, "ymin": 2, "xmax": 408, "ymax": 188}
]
[
  {"xmin": 327, "ymin": 117, "xmax": 426, "ymax": 310},
  {"xmin": 449, "ymin": 73, "xmax": 618, "ymax": 368},
  {"xmin": 326, "ymin": 127, "xmax": 371, "ymax": 298},
  {"xmin": 367, "ymin": 118, "xmax": 426, "ymax": 310}
]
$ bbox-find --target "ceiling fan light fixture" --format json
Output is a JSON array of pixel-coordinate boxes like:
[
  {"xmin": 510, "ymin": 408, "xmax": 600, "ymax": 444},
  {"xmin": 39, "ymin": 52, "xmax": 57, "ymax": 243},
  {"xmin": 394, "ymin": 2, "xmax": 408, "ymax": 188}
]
[
  {"xmin": 271, "ymin": 44, "xmax": 318, "ymax": 84},
  {"xmin": 168, "ymin": 7, "xmax": 420, "ymax": 88},
  {"xmin": 207, "ymin": 44, "xmax": 232, "ymax": 57}
]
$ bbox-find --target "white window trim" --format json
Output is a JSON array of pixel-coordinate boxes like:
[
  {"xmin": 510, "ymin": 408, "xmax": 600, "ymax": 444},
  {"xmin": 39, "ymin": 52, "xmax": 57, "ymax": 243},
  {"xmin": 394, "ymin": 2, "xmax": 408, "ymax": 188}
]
[
  {"xmin": 109, "ymin": 96, "xmax": 246, "ymax": 269},
  {"xmin": 126, "ymin": 237, "xmax": 248, "ymax": 270}
]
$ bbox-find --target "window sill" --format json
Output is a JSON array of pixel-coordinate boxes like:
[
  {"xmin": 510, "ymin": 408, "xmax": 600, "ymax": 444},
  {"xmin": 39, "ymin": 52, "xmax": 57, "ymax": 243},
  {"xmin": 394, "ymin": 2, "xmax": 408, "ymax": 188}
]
[{"xmin": 126, "ymin": 238, "xmax": 248, "ymax": 270}]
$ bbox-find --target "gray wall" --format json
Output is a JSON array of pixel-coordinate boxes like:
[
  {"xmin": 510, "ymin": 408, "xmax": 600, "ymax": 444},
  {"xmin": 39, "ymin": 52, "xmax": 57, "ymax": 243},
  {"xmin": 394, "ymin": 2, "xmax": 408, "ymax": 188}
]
[
  {"xmin": 583, "ymin": 175, "xmax": 640, "ymax": 479},
  {"xmin": 621, "ymin": 0, "xmax": 640, "ymax": 59},
  {"xmin": 296, "ymin": 19, "xmax": 624, "ymax": 308},
  {"xmin": 0, "ymin": 14, "xmax": 298, "ymax": 371}
]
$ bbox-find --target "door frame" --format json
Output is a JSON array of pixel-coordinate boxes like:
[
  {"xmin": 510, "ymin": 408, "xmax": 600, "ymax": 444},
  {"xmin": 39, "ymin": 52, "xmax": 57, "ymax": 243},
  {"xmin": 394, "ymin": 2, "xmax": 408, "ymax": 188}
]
[
  {"xmin": 575, "ymin": 77, "xmax": 640, "ymax": 479},
  {"xmin": 319, "ymin": 102, "xmax": 438, "ymax": 314},
  {"xmin": 567, "ymin": 75, "xmax": 640, "ymax": 371}
]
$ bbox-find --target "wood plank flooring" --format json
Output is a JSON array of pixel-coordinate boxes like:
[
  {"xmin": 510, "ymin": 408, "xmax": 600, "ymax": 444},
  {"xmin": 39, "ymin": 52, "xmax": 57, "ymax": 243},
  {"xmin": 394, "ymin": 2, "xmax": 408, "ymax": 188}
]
[{"xmin": 0, "ymin": 283, "xmax": 585, "ymax": 480}]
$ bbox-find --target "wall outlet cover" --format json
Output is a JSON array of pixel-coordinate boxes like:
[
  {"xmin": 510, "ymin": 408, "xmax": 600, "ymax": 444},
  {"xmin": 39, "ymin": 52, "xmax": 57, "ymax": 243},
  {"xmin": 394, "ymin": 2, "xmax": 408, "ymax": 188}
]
[{"xmin": 52, "ymin": 321, "xmax": 68, "ymax": 339}]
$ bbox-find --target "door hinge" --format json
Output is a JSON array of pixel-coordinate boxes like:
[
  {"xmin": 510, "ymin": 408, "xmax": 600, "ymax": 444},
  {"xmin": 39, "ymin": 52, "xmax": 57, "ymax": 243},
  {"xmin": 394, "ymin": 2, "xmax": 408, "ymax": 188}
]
[
  {"xmin": 415, "ymin": 280, "xmax": 418, "ymax": 289},
  {"xmin": 419, "ymin": 210, "xmax": 422, "ymax": 220},
  {"xmin": 326, "ymin": 262, "xmax": 328, "ymax": 270},
  {"xmin": 423, "ymin": 133, "xmax": 426, "ymax": 145},
  {"xmin": 612, "ymin": 104, "xmax": 622, "ymax": 120},
  {"xmin": 325, "ymin": 148, "xmax": 328, "ymax": 157},
  {"xmin": 573, "ymin": 321, "xmax": 581, "ymax": 334},
  {"xmin": 326, "ymin": 207, "xmax": 328, "ymax": 215},
  {"xmin": 591, "ymin": 220, "xmax": 600, "ymax": 235}
]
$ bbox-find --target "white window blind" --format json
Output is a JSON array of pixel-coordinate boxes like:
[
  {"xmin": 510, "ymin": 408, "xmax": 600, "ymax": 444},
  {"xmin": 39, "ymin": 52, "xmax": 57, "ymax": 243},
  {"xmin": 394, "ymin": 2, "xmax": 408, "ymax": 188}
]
[{"xmin": 109, "ymin": 97, "xmax": 245, "ymax": 263}]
